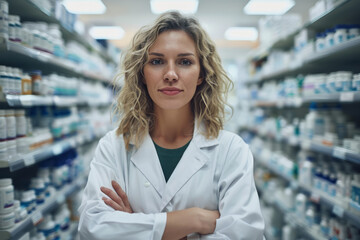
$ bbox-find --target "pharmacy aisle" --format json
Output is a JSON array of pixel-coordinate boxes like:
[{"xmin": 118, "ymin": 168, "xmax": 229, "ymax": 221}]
[
  {"xmin": 236, "ymin": 0, "xmax": 360, "ymax": 239},
  {"xmin": 0, "ymin": 0, "xmax": 117, "ymax": 239}
]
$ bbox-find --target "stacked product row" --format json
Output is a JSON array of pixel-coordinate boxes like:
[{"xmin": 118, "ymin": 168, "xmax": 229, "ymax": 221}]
[
  {"xmin": 0, "ymin": 1, "xmax": 115, "ymax": 79},
  {"xmin": 245, "ymin": 70, "xmax": 360, "ymax": 103},
  {"xmin": 0, "ymin": 64, "xmax": 113, "ymax": 102},
  {"xmin": 0, "ymin": 148, "xmax": 80, "ymax": 230},
  {"xmin": 250, "ymin": 136, "xmax": 360, "ymax": 212},
  {"xmin": 256, "ymin": 167, "xmax": 360, "ymax": 240},
  {"xmin": 0, "ymin": 106, "xmax": 111, "ymax": 161},
  {"xmin": 239, "ymin": 104, "xmax": 359, "ymax": 152}
]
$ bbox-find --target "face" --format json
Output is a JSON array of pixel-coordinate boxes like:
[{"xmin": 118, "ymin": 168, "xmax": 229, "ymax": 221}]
[{"xmin": 143, "ymin": 30, "xmax": 202, "ymax": 112}]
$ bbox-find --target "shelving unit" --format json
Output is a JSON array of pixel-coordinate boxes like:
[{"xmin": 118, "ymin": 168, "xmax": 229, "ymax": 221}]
[
  {"xmin": 257, "ymin": 180, "xmax": 327, "ymax": 240},
  {"xmin": 0, "ymin": 177, "xmax": 86, "ymax": 240},
  {"xmin": 0, "ymin": 129, "xmax": 103, "ymax": 171},
  {"xmin": 248, "ymin": 0, "xmax": 357, "ymax": 60},
  {"xmin": 0, "ymin": 1, "xmax": 115, "ymax": 239},
  {"xmin": 0, "ymin": 40, "xmax": 111, "ymax": 83},
  {"xmin": 6, "ymin": 0, "xmax": 116, "ymax": 64},
  {"xmin": 1, "ymin": 94, "xmax": 112, "ymax": 108},
  {"xmin": 253, "ymin": 92, "xmax": 360, "ymax": 108},
  {"xmin": 244, "ymin": 125, "xmax": 360, "ymax": 164},
  {"xmin": 245, "ymin": 0, "xmax": 360, "ymax": 85},
  {"xmin": 254, "ymin": 152, "xmax": 360, "ymax": 229},
  {"xmin": 245, "ymin": 35, "xmax": 360, "ymax": 84}
]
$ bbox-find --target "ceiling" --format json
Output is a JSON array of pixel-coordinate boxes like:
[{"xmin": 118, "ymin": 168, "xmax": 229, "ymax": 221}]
[{"xmin": 78, "ymin": 0, "xmax": 318, "ymax": 60}]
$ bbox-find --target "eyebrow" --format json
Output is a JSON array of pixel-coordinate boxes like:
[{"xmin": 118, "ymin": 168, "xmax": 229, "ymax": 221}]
[{"xmin": 149, "ymin": 52, "xmax": 195, "ymax": 57}]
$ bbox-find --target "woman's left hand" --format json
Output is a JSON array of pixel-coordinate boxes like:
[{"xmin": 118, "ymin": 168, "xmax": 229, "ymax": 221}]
[{"xmin": 100, "ymin": 180, "xmax": 133, "ymax": 213}]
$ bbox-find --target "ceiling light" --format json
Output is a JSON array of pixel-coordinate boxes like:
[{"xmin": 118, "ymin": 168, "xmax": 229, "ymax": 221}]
[
  {"xmin": 89, "ymin": 26, "xmax": 125, "ymax": 39},
  {"xmin": 63, "ymin": 0, "xmax": 106, "ymax": 14},
  {"xmin": 244, "ymin": 0, "xmax": 295, "ymax": 15},
  {"xmin": 224, "ymin": 27, "xmax": 258, "ymax": 41},
  {"xmin": 150, "ymin": 0, "xmax": 199, "ymax": 14}
]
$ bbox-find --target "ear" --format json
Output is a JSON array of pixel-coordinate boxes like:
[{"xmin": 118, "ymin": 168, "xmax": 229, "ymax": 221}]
[{"xmin": 197, "ymin": 77, "xmax": 203, "ymax": 86}]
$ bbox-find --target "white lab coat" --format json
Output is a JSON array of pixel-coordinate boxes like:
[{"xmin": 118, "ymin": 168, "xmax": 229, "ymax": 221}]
[{"xmin": 78, "ymin": 123, "xmax": 265, "ymax": 240}]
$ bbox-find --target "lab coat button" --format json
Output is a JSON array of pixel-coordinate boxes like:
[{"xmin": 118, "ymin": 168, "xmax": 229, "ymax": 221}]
[{"xmin": 144, "ymin": 181, "xmax": 150, "ymax": 187}]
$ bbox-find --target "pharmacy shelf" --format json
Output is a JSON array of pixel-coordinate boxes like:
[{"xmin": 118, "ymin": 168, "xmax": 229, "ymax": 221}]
[
  {"xmin": 252, "ymin": 92, "xmax": 360, "ymax": 108},
  {"xmin": 303, "ymin": 92, "xmax": 360, "ymax": 103},
  {"xmin": 246, "ymin": 36, "xmax": 360, "ymax": 84},
  {"xmin": 298, "ymin": 184, "xmax": 360, "ymax": 229},
  {"xmin": 255, "ymin": 154, "xmax": 296, "ymax": 185},
  {"xmin": 283, "ymin": 209, "xmax": 327, "ymax": 240},
  {"xmin": 264, "ymin": 230, "xmax": 278, "ymax": 240},
  {"xmin": 244, "ymin": 127, "xmax": 360, "ymax": 164},
  {"xmin": 0, "ymin": 177, "xmax": 86, "ymax": 240},
  {"xmin": 67, "ymin": 222, "xmax": 79, "ymax": 240},
  {"xmin": 257, "ymin": 182, "xmax": 327, "ymax": 240},
  {"xmin": 305, "ymin": 36, "xmax": 360, "ymax": 65},
  {"xmin": 2, "ymin": 94, "xmax": 111, "ymax": 107},
  {"xmin": 254, "ymin": 153, "xmax": 360, "ymax": 229},
  {"xmin": 241, "ymin": 126, "xmax": 299, "ymax": 147},
  {"xmin": 0, "ymin": 40, "xmax": 111, "ymax": 83},
  {"xmin": 306, "ymin": 0, "xmax": 360, "ymax": 31},
  {"xmin": 273, "ymin": 201, "xmax": 327, "ymax": 240},
  {"xmin": 248, "ymin": 0, "xmax": 360, "ymax": 62},
  {"xmin": 304, "ymin": 141, "xmax": 360, "ymax": 165},
  {"xmin": 5, "ymin": 95, "xmax": 53, "ymax": 106},
  {"xmin": 0, "ymin": 131, "xmax": 97, "ymax": 171},
  {"xmin": 244, "ymin": 63, "xmax": 305, "ymax": 84},
  {"xmin": 7, "ymin": 0, "xmax": 116, "ymax": 64}
]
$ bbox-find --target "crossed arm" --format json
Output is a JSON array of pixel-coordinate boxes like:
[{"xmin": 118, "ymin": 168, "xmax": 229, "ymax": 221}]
[{"xmin": 101, "ymin": 180, "xmax": 220, "ymax": 240}]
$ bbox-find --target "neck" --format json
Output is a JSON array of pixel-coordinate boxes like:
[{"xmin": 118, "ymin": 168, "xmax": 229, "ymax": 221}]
[{"xmin": 151, "ymin": 105, "xmax": 195, "ymax": 148}]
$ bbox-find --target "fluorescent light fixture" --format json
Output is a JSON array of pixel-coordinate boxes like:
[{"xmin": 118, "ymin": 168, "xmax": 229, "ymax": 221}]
[
  {"xmin": 225, "ymin": 27, "xmax": 258, "ymax": 41},
  {"xmin": 150, "ymin": 0, "xmax": 199, "ymax": 14},
  {"xmin": 89, "ymin": 26, "xmax": 125, "ymax": 39},
  {"xmin": 244, "ymin": 0, "xmax": 295, "ymax": 15},
  {"xmin": 63, "ymin": 0, "xmax": 106, "ymax": 14}
]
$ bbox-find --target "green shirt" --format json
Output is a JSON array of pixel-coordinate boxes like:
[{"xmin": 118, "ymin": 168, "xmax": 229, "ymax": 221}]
[{"xmin": 153, "ymin": 140, "xmax": 191, "ymax": 182}]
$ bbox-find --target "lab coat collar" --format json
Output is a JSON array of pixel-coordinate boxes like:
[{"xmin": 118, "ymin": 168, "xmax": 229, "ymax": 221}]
[
  {"xmin": 129, "ymin": 119, "xmax": 219, "ymax": 209},
  {"xmin": 130, "ymin": 134, "xmax": 166, "ymax": 197}
]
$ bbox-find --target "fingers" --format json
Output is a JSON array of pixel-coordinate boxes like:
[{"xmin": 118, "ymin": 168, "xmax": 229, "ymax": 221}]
[
  {"xmin": 100, "ymin": 186, "xmax": 126, "ymax": 209},
  {"xmin": 100, "ymin": 181, "xmax": 133, "ymax": 213},
  {"xmin": 102, "ymin": 196, "xmax": 123, "ymax": 211},
  {"xmin": 112, "ymin": 180, "xmax": 131, "ymax": 210}
]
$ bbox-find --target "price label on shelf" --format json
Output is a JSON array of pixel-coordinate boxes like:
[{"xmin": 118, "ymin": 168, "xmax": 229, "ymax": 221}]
[
  {"xmin": 52, "ymin": 145, "xmax": 62, "ymax": 155},
  {"xmin": 340, "ymin": 92, "xmax": 354, "ymax": 102},
  {"xmin": 290, "ymin": 181, "xmax": 299, "ymax": 189},
  {"xmin": 301, "ymin": 140, "xmax": 311, "ymax": 150},
  {"xmin": 69, "ymin": 138, "xmax": 76, "ymax": 148},
  {"xmin": 310, "ymin": 193, "xmax": 320, "ymax": 203},
  {"xmin": 333, "ymin": 147, "xmax": 346, "ymax": 160},
  {"xmin": 56, "ymin": 194, "xmax": 65, "ymax": 204},
  {"xmin": 31, "ymin": 211, "xmax": 43, "ymax": 226},
  {"xmin": 333, "ymin": 205, "xmax": 345, "ymax": 218},
  {"xmin": 23, "ymin": 154, "xmax": 35, "ymax": 166}
]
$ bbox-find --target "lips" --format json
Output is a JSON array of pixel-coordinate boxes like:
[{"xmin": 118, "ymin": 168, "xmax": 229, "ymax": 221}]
[{"xmin": 158, "ymin": 87, "xmax": 183, "ymax": 96}]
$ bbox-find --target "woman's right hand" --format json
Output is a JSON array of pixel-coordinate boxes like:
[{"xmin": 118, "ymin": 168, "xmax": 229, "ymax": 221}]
[{"xmin": 194, "ymin": 208, "xmax": 220, "ymax": 235}]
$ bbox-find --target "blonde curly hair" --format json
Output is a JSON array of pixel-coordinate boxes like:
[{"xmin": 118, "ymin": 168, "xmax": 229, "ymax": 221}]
[{"xmin": 113, "ymin": 11, "xmax": 233, "ymax": 150}]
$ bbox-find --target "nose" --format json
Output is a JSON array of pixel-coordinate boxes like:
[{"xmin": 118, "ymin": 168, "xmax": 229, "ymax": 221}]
[{"xmin": 164, "ymin": 63, "xmax": 178, "ymax": 83}]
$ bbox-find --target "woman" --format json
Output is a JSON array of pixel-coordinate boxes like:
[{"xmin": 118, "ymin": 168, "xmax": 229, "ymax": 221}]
[{"xmin": 78, "ymin": 11, "xmax": 264, "ymax": 240}]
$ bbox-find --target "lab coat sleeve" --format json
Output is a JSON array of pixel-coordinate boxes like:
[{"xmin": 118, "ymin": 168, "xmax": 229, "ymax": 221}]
[
  {"xmin": 202, "ymin": 136, "xmax": 265, "ymax": 240},
  {"xmin": 78, "ymin": 133, "xmax": 167, "ymax": 240}
]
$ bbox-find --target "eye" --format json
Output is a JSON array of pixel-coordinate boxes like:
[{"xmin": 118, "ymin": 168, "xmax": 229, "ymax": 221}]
[
  {"xmin": 179, "ymin": 59, "xmax": 192, "ymax": 66},
  {"xmin": 149, "ymin": 59, "xmax": 163, "ymax": 65}
]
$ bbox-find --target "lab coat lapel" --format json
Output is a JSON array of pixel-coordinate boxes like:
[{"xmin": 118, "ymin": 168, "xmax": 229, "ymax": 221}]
[
  {"xmin": 160, "ymin": 124, "xmax": 219, "ymax": 210},
  {"xmin": 130, "ymin": 134, "xmax": 166, "ymax": 197}
]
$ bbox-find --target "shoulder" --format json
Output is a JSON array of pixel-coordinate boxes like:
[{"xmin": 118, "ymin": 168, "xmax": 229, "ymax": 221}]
[
  {"xmin": 217, "ymin": 130, "xmax": 248, "ymax": 149},
  {"xmin": 92, "ymin": 129, "xmax": 128, "ymax": 167},
  {"xmin": 99, "ymin": 128, "xmax": 124, "ymax": 144},
  {"xmin": 96, "ymin": 128, "xmax": 126, "ymax": 154}
]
